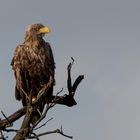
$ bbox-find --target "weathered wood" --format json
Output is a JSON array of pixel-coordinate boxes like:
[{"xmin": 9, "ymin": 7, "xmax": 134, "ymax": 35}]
[{"xmin": 0, "ymin": 107, "xmax": 26, "ymax": 128}]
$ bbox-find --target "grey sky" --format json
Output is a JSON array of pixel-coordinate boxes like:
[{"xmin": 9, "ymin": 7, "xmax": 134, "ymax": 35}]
[{"xmin": 0, "ymin": 0, "xmax": 140, "ymax": 139}]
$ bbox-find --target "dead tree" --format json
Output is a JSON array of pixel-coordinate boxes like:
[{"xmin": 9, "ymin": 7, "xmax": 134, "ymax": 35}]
[{"xmin": 0, "ymin": 58, "xmax": 84, "ymax": 140}]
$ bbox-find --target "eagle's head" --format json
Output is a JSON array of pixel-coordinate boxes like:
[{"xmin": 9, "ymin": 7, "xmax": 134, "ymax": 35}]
[{"xmin": 24, "ymin": 23, "xmax": 51, "ymax": 41}]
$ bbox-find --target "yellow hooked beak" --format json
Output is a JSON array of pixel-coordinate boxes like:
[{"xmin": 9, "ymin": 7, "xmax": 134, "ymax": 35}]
[{"xmin": 38, "ymin": 26, "xmax": 51, "ymax": 34}]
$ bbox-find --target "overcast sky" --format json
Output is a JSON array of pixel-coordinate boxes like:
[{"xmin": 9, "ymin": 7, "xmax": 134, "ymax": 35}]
[{"xmin": 1, "ymin": 0, "xmax": 140, "ymax": 139}]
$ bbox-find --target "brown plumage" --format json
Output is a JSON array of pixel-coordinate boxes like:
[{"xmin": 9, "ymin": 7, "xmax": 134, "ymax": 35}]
[{"xmin": 11, "ymin": 24, "xmax": 55, "ymax": 124}]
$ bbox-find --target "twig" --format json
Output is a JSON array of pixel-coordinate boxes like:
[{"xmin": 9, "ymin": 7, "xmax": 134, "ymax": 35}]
[
  {"xmin": 56, "ymin": 88, "xmax": 63, "ymax": 96},
  {"xmin": 28, "ymin": 127, "xmax": 73, "ymax": 139},
  {"xmin": 32, "ymin": 104, "xmax": 50, "ymax": 129},
  {"xmin": 1, "ymin": 111, "xmax": 12, "ymax": 127},
  {"xmin": 21, "ymin": 88, "xmax": 30, "ymax": 103},
  {"xmin": 50, "ymin": 88, "xmax": 63, "ymax": 108},
  {"xmin": 28, "ymin": 132, "xmax": 39, "ymax": 140},
  {"xmin": 71, "ymin": 75, "xmax": 84, "ymax": 95},
  {"xmin": 67, "ymin": 58, "xmax": 74, "ymax": 93},
  {"xmin": 57, "ymin": 126, "xmax": 73, "ymax": 139},
  {"xmin": 33, "ymin": 118, "xmax": 53, "ymax": 131},
  {"xmin": 0, "ymin": 107, "xmax": 26, "ymax": 128},
  {"xmin": 0, "ymin": 129, "xmax": 5, "ymax": 140},
  {"xmin": 1, "ymin": 128, "xmax": 18, "ymax": 133}
]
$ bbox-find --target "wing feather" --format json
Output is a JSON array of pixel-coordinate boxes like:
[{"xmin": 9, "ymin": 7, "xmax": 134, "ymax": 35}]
[{"xmin": 11, "ymin": 45, "xmax": 27, "ymax": 105}]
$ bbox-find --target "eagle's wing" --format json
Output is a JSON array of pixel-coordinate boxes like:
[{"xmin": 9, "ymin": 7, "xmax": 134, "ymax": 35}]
[
  {"xmin": 40, "ymin": 42, "xmax": 55, "ymax": 98},
  {"xmin": 44, "ymin": 42, "xmax": 55, "ymax": 79},
  {"xmin": 11, "ymin": 45, "xmax": 27, "ymax": 105}
]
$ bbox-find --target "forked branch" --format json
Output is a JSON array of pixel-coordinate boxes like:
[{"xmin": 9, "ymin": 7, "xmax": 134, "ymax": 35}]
[{"xmin": 0, "ymin": 59, "xmax": 84, "ymax": 140}]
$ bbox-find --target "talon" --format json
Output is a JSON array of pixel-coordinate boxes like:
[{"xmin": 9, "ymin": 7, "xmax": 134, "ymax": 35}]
[{"xmin": 32, "ymin": 96, "xmax": 36, "ymax": 103}]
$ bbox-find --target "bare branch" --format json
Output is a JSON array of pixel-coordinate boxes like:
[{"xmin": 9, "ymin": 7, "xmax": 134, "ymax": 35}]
[
  {"xmin": 0, "ymin": 107, "xmax": 26, "ymax": 128},
  {"xmin": 1, "ymin": 111, "xmax": 12, "ymax": 127},
  {"xmin": 28, "ymin": 127, "xmax": 73, "ymax": 139},
  {"xmin": 49, "ymin": 88, "xmax": 63, "ymax": 108},
  {"xmin": 31, "ymin": 104, "xmax": 50, "ymax": 129},
  {"xmin": 21, "ymin": 88, "xmax": 30, "ymax": 103},
  {"xmin": 33, "ymin": 118, "xmax": 53, "ymax": 131},
  {"xmin": 67, "ymin": 57, "xmax": 74, "ymax": 93},
  {"xmin": 29, "ymin": 132, "xmax": 39, "ymax": 140},
  {"xmin": 1, "ymin": 128, "xmax": 18, "ymax": 133},
  {"xmin": 71, "ymin": 75, "xmax": 84, "ymax": 95},
  {"xmin": 0, "ymin": 59, "xmax": 84, "ymax": 139}
]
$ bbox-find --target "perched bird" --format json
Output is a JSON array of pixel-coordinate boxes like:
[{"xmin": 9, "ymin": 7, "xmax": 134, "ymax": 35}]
[{"xmin": 11, "ymin": 23, "xmax": 55, "ymax": 124}]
